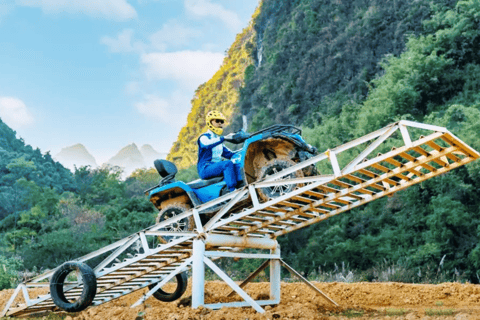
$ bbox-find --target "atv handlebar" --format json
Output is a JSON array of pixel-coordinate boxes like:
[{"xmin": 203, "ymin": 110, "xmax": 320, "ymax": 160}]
[
  {"xmin": 224, "ymin": 125, "xmax": 303, "ymax": 145},
  {"xmin": 224, "ymin": 130, "xmax": 250, "ymax": 144}
]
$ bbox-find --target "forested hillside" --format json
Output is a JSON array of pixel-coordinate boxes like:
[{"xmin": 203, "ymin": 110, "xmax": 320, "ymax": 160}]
[
  {"xmin": 238, "ymin": 0, "xmax": 447, "ymax": 128},
  {"xmin": 166, "ymin": 8, "xmax": 260, "ymax": 169},
  {"xmin": 1, "ymin": 0, "xmax": 480, "ymax": 291}
]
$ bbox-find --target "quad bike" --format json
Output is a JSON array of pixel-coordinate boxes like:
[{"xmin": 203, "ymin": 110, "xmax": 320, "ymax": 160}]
[{"xmin": 145, "ymin": 124, "xmax": 318, "ymax": 244}]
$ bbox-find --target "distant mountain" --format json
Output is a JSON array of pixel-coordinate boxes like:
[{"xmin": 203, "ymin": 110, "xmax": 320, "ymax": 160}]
[
  {"xmin": 140, "ymin": 144, "xmax": 167, "ymax": 168},
  {"xmin": 105, "ymin": 143, "xmax": 166, "ymax": 177},
  {"xmin": 106, "ymin": 143, "xmax": 144, "ymax": 175},
  {"xmin": 54, "ymin": 143, "xmax": 97, "ymax": 171}
]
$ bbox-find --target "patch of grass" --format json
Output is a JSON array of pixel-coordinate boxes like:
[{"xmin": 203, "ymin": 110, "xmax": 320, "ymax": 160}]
[
  {"xmin": 435, "ymin": 300, "xmax": 444, "ymax": 306},
  {"xmin": 385, "ymin": 308, "xmax": 408, "ymax": 316},
  {"xmin": 338, "ymin": 309, "xmax": 365, "ymax": 318},
  {"xmin": 425, "ymin": 308, "xmax": 455, "ymax": 316}
]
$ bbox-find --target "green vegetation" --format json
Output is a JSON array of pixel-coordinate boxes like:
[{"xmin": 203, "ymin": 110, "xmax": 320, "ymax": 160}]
[
  {"xmin": 425, "ymin": 308, "xmax": 456, "ymax": 316},
  {"xmin": 384, "ymin": 308, "xmax": 408, "ymax": 316},
  {"xmin": 339, "ymin": 309, "xmax": 365, "ymax": 318}
]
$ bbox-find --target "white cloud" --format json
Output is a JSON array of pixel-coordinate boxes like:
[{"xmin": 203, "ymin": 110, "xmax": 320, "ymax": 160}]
[
  {"xmin": 102, "ymin": 21, "xmax": 201, "ymax": 53},
  {"xmin": 15, "ymin": 0, "xmax": 137, "ymax": 20},
  {"xmin": 141, "ymin": 50, "xmax": 224, "ymax": 88},
  {"xmin": 134, "ymin": 92, "xmax": 190, "ymax": 126},
  {"xmin": 149, "ymin": 20, "xmax": 201, "ymax": 51},
  {"xmin": 0, "ymin": 97, "xmax": 34, "ymax": 128},
  {"xmin": 101, "ymin": 29, "xmax": 145, "ymax": 53},
  {"xmin": 184, "ymin": 0, "xmax": 242, "ymax": 31}
]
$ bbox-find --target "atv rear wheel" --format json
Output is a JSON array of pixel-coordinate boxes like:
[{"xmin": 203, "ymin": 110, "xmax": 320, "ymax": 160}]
[
  {"xmin": 156, "ymin": 203, "xmax": 194, "ymax": 244},
  {"xmin": 257, "ymin": 158, "xmax": 304, "ymax": 202}
]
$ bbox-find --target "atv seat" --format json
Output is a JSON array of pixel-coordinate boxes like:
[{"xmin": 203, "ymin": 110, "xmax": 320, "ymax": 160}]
[{"xmin": 187, "ymin": 176, "xmax": 223, "ymax": 189}]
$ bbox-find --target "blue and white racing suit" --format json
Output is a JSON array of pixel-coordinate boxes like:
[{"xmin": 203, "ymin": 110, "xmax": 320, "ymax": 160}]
[{"xmin": 197, "ymin": 130, "xmax": 239, "ymax": 191}]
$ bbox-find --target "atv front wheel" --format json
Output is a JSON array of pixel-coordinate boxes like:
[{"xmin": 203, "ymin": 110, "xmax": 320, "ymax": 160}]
[
  {"xmin": 156, "ymin": 203, "xmax": 194, "ymax": 244},
  {"xmin": 257, "ymin": 158, "xmax": 304, "ymax": 202}
]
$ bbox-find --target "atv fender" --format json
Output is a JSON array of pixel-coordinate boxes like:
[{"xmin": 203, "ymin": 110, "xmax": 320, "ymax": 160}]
[{"xmin": 148, "ymin": 182, "xmax": 201, "ymax": 211}]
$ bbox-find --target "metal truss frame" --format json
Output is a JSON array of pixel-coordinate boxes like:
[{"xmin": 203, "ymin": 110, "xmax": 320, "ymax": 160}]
[{"xmin": 2, "ymin": 120, "xmax": 479, "ymax": 317}]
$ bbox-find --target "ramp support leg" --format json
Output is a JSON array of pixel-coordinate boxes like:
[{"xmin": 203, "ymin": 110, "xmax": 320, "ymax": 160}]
[
  {"xmin": 270, "ymin": 245, "xmax": 281, "ymax": 302},
  {"xmin": 192, "ymin": 238, "xmax": 205, "ymax": 309}
]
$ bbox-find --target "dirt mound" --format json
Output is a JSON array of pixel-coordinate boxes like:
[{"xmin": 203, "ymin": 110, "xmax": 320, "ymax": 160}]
[{"xmin": 2, "ymin": 281, "xmax": 480, "ymax": 319}]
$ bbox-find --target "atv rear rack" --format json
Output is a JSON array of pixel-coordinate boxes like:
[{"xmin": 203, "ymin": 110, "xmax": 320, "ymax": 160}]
[{"xmin": 2, "ymin": 120, "xmax": 479, "ymax": 317}]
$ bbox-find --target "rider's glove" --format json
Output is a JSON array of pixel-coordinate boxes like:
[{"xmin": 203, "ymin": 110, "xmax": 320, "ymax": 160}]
[{"xmin": 224, "ymin": 133, "xmax": 235, "ymax": 140}]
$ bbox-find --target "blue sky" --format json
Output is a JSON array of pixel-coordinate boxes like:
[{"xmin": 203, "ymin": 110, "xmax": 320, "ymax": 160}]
[{"xmin": 0, "ymin": 0, "xmax": 259, "ymax": 164}]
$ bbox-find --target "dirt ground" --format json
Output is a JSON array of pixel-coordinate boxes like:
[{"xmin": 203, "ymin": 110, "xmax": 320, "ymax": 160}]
[{"xmin": 2, "ymin": 281, "xmax": 480, "ymax": 319}]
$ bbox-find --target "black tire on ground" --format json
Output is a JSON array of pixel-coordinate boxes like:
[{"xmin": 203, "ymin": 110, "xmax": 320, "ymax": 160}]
[
  {"xmin": 257, "ymin": 158, "xmax": 304, "ymax": 202},
  {"xmin": 148, "ymin": 271, "xmax": 188, "ymax": 302},
  {"xmin": 156, "ymin": 203, "xmax": 194, "ymax": 244},
  {"xmin": 50, "ymin": 261, "xmax": 97, "ymax": 312}
]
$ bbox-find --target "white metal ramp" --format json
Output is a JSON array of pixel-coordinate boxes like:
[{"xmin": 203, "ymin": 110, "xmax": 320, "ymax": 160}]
[{"xmin": 2, "ymin": 120, "xmax": 479, "ymax": 317}]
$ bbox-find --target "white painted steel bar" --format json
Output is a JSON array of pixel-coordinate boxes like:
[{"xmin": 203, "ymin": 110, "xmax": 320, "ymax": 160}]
[
  {"xmin": 399, "ymin": 124, "xmax": 412, "ymax": 147},
  {"xmin": 192, "ymin": 239, "xmax": 205, "ymax": 309},
  {"xmin": 280, "ymin": 259, "xmax": 338, "ymax": 306},
  {"xmin": 144, "ymin": 231, "xmax": 198, "ymax": 237},
  {"xmin": 94, "ymin": 236, "xmax": 140, "ymax": 273},
  {"xmin": 332, "ymin": 123, "xmax": 395, "ymax": 154},
  {"xmin": 204, "ymin": 257, "xmax": 265, "ymax": 313},
  {"xmin": 204, "ymin": 251, "xmax": 279, "ymax": 259},
  {"xmin": 328, "ymin": 150, "xmax": 341, "ymax": 177},
  {"xmin": 192, "ymin": 209, "xmax": 204, "ymax": 234},
  {"xmin": 195, "ymin": 188, "xmax": 243, "ymax": 213},
  {"xmin": 139, "ymin": 232, "xmax": 151, "ymax": 255},
  {"xmin": 254, "ymin": 175, "xmax": 332, "ymax": 188},
  {"xmin": 20, "ymin": 284, "xmax": 31, "ymax": 306},
  {"xmin": 398, "ymin": 120, "xmax": 447, "ymax": 133},
  {"xmin": 204, "ymin": 189, "xmax": 249, "ymax": 231},
  {"xmin": 249, "ymin": 185, "xmax": 260, "ymax": 208},
  {"xmin": 130, "ymin": 257, "xmax": 193, "ymax": 308},
  {"xmin": 343, "ymin": 125, "xmax": 398, "ymax": 174},
  {"xmin": 149, "ymin": 209, "xmax": 195, "ymax": 232},
  {"xmin": 270, "ymin": 246, "xmax": 281, "ymax": 302},
  {"xmin": 205, "ymin": 234, "xmax": 277, "ymax": 250},
  {"xmin": 1, "ymin": 285, "xmax": 22, "ymax": 317}
]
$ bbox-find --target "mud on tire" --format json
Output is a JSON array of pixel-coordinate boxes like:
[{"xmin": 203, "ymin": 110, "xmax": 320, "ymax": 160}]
[
  {"xmin": 50, "ymin": 261, "xmax": 97, "ymax": 312},
  {"xmin": 156, "ymin": 203, "xmax": 194, "ymax": 244},
  {"xmin": 148, "ymin": 271, "xmax": 188, "ymax": 302},
  {"xmin": 257, "ymin": 158, "xmax": 304, "ymax": 202}
]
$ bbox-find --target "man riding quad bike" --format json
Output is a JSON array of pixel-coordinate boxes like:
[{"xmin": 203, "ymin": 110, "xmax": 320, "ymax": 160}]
[{"xmin": 145, "ymin": 115, "xmax": 318, "ymax": 244}]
